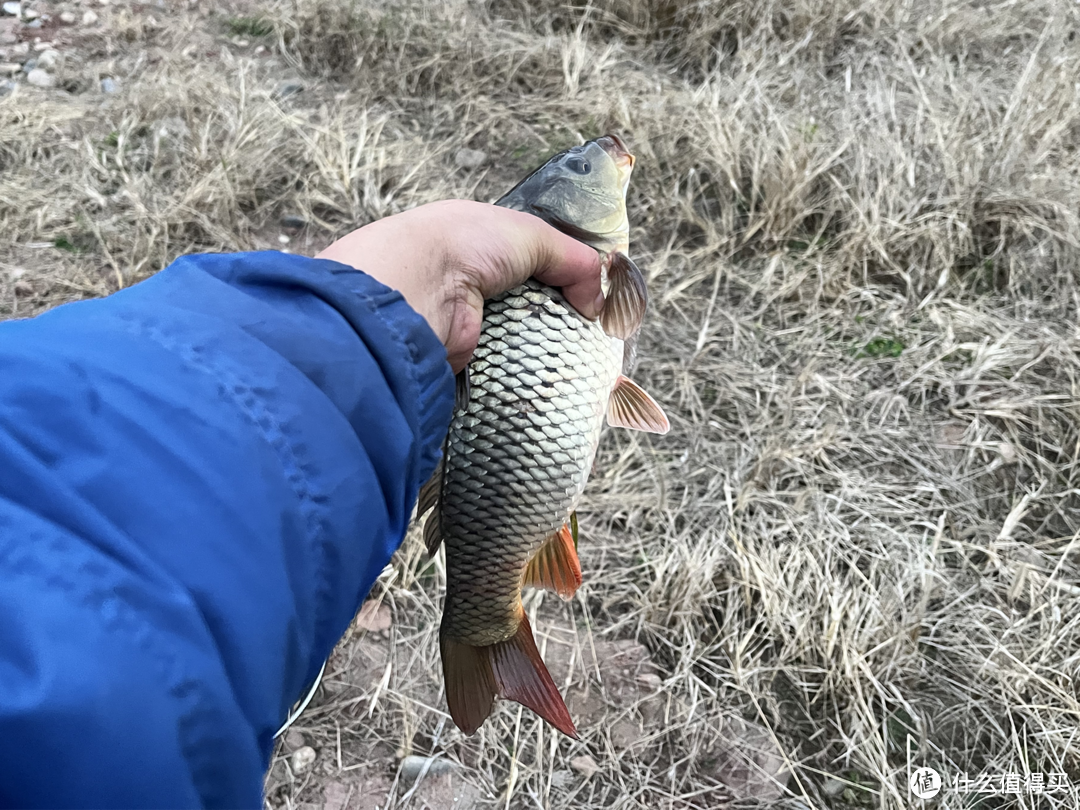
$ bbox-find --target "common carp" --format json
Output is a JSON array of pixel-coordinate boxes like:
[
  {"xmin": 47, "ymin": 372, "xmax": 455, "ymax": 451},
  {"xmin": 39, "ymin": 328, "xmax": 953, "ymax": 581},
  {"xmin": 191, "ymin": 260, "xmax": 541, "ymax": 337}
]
[{"xmin": 418, "ymin": 134, "xmax": 668, "ymax": 739}]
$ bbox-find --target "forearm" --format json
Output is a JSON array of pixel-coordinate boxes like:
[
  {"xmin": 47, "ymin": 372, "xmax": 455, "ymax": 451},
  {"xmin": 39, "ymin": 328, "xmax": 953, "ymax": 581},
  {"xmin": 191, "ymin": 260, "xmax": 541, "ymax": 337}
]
[{"xmin": 0, "ymin": 251, "xmax": 454, "ymax": 807}]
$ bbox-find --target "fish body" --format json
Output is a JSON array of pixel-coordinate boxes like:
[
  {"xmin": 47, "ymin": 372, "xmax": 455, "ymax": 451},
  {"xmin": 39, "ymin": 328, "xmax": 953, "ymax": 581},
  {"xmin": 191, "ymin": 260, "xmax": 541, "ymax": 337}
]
[{"xmin": 419, "ymin": 135, "xmax": 668, "ymax": 739}]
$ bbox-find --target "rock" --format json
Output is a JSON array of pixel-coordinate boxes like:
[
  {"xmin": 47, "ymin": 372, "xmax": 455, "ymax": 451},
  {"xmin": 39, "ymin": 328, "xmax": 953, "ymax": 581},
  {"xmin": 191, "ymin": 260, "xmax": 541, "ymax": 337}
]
[
  {"xmin": 280, "ymin": 214, "xmax": 307, "ymax": 230},
  {"xmin": 155, "ymin": 115, "xmax": 189, "ymax": 141},
  {"xmin": 25, "ymin": 67, "xmax": 53, "ymax": 87},
  {"xmin": 59, "ymin": 10, "xmax": 75, "ymax": 23},
  {"xmin": 822, "ymin": 777, "xmax": 846, "ymax": 797},
  {"xmin": 24, "ymin": 17, "xmax": 39, "ymax": 28},
  {"xmin": 20, "ymin": 6, "xmax": 34, "ymax": 19},
  {"xmin": 277, "ymin": 234, "xmax": 290, "ymax": 245},
  {"xmin": 708, "ymin": 717, "xmax": 790, "ymax": 801},
  {"xmin": 354, "ymin": 601, "xmax": 392, "ymax": 632},
  {"xmin": 81, "ymin": 9, "xmax": 97, "ymax": 25},
  {"xmin": 100, "ymin": 77, "xmax": 118, "ymax": 93},
  {"xmin": 290, "ymin": 746, "xmax": 317, "ymax": 774},
  {"xmin": 0, "ymin": 18, "xmax": 16, "ymax": 44},
  {"xmin": 274, "ymin": 80, "xmax": 304, "ymax": 99},
  {"xmin": 399, "ymin": 755, "xmax": 455, "ymax": 784},
  {"xmin": 0, "ymin": 78, "xmax": 14, "ymax": 96},
  {"xmin": 35, "ymin": 48, "xmax": 57, "ymax": 70},
  {"xmin": 1, "ymin": 3, "xmax": 19, "ymax": 17},
  {"xmin": 570, "ymin": 754, "xmax": 600, "ymax": 778},
  {"xmin": 0, "ymin": 62, "xmax": 19, "ymax": 74},
  {"xmin": 323, "ymin": 782, "xmax": 351, "ymax": 810},
  {"xmin": 283, "ymin": 728, "xmax": 306, "ymax": 750},
  {"xmin": 20, "ymin": 58, "xmax": 35, "ymax": 72},
  {"xmin": 14, "ymin": 280, "xmax": 32, "ymax": 296},
  {"xmin": 550, "ymin": 770, "xmax": 572, "ymax": 790},
  {"xmin": 412, "ymin": 773, "xmax": 479, "ymax": 810},
  {"xmin": 454, "ymin": 147, "xmax": 487, "ymax": 170}
]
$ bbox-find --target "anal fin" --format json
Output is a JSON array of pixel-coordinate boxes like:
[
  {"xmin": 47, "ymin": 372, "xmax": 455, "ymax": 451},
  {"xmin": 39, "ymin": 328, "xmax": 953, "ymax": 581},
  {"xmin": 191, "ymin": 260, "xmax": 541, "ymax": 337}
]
[
  {"xmin": 608, "ymin": 375, "xmax": 670, "ymax": 434},
  {"xmin": 522, "ymin": 523, "xmax": 582, "ymax": 599},
  {"xmin": 599, "ymin": 252, "xmax": 648, "ymax": 339}
]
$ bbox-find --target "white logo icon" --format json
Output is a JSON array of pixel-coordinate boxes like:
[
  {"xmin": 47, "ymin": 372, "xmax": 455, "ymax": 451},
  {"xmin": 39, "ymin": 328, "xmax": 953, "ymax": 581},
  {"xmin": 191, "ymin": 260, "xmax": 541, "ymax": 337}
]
[{"xmin": 910, "ymin": 767, "xmax": 942, "ymax": 799}]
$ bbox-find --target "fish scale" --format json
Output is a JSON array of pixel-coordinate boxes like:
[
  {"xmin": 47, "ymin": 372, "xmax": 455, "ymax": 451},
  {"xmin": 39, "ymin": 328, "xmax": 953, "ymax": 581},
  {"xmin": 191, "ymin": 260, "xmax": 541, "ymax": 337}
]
[{"xmin": 439, "ymin": 278, "xmax": 621, "ymax": 648}]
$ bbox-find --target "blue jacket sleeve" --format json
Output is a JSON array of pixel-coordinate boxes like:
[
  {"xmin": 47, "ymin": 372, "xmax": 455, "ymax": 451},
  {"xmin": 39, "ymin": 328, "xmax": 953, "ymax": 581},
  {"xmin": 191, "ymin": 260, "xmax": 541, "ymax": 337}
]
[{"xmin": 0, "ymin": 251, "xmax": 455, "ymax": 809}]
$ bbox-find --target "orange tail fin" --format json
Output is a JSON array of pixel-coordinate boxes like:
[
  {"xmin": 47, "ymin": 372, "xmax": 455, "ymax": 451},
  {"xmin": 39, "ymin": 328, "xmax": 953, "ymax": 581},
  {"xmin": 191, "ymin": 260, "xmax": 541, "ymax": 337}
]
[{"xmin": 441, "ymin": 614, "xmax": 578, "ymax": 739}]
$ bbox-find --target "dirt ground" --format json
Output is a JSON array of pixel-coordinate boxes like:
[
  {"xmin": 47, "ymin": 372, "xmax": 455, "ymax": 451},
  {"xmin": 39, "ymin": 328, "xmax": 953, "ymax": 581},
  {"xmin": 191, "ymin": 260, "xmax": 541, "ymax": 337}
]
[{"xmin": 3, "ymin": 1, "xmax": 1080, "ymax": 808}]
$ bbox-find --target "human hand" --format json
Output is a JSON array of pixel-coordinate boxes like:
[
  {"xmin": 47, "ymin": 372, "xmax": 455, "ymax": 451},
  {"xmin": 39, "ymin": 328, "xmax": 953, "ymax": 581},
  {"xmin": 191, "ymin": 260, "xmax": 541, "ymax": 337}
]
[{"xmin": 316, "ymin": 200, "xmax": 604, "ymax": 372}]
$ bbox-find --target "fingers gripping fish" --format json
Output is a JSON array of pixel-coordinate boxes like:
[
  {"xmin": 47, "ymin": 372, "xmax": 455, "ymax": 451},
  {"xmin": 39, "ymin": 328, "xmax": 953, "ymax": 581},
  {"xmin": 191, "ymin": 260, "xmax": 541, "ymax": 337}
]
[{"xmin": 417, "ymin": 135, "xmax": 669, "ymax": 739}]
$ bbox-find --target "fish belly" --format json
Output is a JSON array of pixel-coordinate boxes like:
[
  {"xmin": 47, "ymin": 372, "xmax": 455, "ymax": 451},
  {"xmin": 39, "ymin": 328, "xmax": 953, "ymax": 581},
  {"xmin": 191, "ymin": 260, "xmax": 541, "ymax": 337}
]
[{"xmin": 440, "ymin": 278, "xmax": 620, "ymax": 646}]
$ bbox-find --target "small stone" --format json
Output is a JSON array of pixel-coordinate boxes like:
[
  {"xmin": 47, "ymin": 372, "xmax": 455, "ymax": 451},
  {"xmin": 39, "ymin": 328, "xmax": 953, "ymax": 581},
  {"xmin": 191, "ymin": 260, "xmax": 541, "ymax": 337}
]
[
  {"xmin": 570, "ymin": 755, "xmax": 600, "ymax": 778},
  {"xmin": 280, "ymin": 214, "xmax": 306, "ymax": 230},
  {"xmin": 24, "ymin": 17, "xmax": 39, "ymax": 27},
  {"xmin": 59, "ymin": 10, "xmax": 75, "ymax": 23},
  {"xmin": 100, "ymin": 76, "xmax": 118, "ymax": 93},
  {"xmin": 454, "ymin": 147, "xmax": 487, "ymax": 170},
  {"xmin": 998, "ymin": 442, "xmax": 1017, "ymax": 464},
  {"xmin": 277, "ymin": 234, "xmax": 290, "ymax": 245},
  {"xmin": 550, "ymin": 770, "xmax": 572, "ymax": 790},
  {"xmin": 12, "ymin": 41, "xmax": 27, "ymax": 54},
  {"xmin": 35, "ymin": 48, "xmax": 57, "ymax": 70},
  {"xmin": 0, "ymin": 78, "xmax": 14, "ymax": 96},
  {"xmin": 81, "ymin": 9, "xmax": 97, "ymax": 25},
  {"xmin": 234, "ymin": 38, "xmax": 248, "ymax": 47},
  {"xmin": 0, "ymin": 62, "xmax": 19, "ymax": 74},
  {"xmin": 290, "ymin": 745, "xmax": 316, "ymax": 774},
  {"xmin": 21, "ymin": 6, "xmax": 35, "ymax": 19},
  {"xmin": 273, "ymin": 80, "xmax": 303, "ymax": 99},
  {"xmin": 638, "ymin": 672, "xmax": 662, "ymax": 689},
  {"xmin": 20, "ymin": 58, "xmax": 35, "ymax": 72},
  {"xmin": 13, "ymin": 280, "xmax": 32, "ymax": 296},
  {"xmin": 25, "ymin": 67, "xmax": 53, "ymax": 87},
  {"xmin": 399, "ymin": 755, "xmax": 455, "ymax": 784},
  {"xmin": 1, "ymin": 2, "xmax": 19, "ymax": 17},
  {"xmin": 253, "ymin": 44, "xmax": 265, "ymax": 54},
  {"xmin": 822, "ymin": 777, "xmax": 846, "ymax": 797},
  {"xmin": 354, "ymin": 600, "xmax": 391, "ymax": 632},
  {"xmin": 283, "ymin": 728, "xmax": 306, "ymax": 750}
]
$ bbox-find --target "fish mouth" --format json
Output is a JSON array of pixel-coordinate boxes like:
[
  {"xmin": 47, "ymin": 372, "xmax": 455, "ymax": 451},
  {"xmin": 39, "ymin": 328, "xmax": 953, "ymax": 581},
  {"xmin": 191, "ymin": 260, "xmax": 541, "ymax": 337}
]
[{"xmin": 597, "ymin": 133, "xmax": 635, "ymax": 175}]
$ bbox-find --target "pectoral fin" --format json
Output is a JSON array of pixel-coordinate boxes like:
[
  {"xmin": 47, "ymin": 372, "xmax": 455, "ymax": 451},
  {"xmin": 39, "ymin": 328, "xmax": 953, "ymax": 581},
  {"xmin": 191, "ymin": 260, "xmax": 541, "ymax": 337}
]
[
  {"xmin": 607, "ymin": 375, "xmax": 670, "ymax": 434},
  {"xmin": 522, "ymin": 522, "xmax": 582, "ymax": 599},
  {"xmin": 600, "ymin": 252, "xmax": 648, "ymax": 339},
  {"xmin": 418, "ymin": 460, "xmax": 444, "ymax": 556}
]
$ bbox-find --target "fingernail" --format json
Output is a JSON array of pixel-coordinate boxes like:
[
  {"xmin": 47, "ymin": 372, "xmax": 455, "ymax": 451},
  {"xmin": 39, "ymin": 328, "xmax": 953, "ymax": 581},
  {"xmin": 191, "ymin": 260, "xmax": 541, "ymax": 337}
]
[{"xmin": 593, "ymin": 291, "xmax": 606, "ymax": 318}]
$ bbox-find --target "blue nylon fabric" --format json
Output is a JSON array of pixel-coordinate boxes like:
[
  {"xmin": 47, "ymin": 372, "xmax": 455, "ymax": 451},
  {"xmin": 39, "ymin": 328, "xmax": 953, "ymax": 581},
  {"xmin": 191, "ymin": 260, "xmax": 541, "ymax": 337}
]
[{"xmin": 0, "ymin": 251, "xmax": 455, "ymax": 808}]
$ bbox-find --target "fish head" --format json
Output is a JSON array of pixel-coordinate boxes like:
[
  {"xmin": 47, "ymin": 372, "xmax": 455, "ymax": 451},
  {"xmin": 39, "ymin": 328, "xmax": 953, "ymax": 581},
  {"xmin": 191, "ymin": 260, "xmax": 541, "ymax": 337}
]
[{"xmin": 496, "ymin": 134, "xmax": 635, "ymax": 254}]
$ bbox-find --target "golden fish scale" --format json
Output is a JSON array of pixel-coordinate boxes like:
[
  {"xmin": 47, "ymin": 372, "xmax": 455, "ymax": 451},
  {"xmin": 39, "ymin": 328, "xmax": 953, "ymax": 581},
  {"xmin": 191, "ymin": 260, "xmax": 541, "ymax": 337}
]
[{"xmin": 440, "ymin": 278, "xmax": 621, "ymax": 647}]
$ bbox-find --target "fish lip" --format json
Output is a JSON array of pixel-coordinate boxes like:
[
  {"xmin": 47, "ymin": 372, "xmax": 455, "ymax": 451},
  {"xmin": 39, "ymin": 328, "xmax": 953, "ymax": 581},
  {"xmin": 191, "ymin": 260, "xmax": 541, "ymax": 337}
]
[{"xmin": 597, "ymin": 133, "xmax": 635, "ymax": 173}]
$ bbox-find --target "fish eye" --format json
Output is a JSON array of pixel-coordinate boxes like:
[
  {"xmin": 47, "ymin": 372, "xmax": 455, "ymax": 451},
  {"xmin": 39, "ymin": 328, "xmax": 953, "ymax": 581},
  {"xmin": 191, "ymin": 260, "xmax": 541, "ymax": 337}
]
[{"xmin": 566, "ymin": 157, "xmax": 591, "ymax": 175}]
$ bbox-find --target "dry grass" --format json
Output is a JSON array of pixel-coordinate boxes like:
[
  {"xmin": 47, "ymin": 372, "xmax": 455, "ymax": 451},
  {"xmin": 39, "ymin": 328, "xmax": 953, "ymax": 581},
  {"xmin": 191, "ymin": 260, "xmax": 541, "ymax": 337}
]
[{"xmin": 3, "ymin": 0, "xmax": 1080, "ymax": 807}]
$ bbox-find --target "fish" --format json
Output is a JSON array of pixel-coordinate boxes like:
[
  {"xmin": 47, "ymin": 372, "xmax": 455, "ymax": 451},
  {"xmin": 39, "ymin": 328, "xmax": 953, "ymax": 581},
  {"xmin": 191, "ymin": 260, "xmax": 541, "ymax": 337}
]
[{"xmin": 417, "ymin": 134, "xmax": 669, "ymax": 739}]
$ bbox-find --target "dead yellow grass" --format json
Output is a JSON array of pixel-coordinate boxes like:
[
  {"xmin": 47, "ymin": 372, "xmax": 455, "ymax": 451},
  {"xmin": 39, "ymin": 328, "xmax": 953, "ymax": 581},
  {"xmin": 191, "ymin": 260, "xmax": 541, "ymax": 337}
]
[{"xmin": 2, "ymin": 0, "xmax": 1079, "ymax": 807}]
